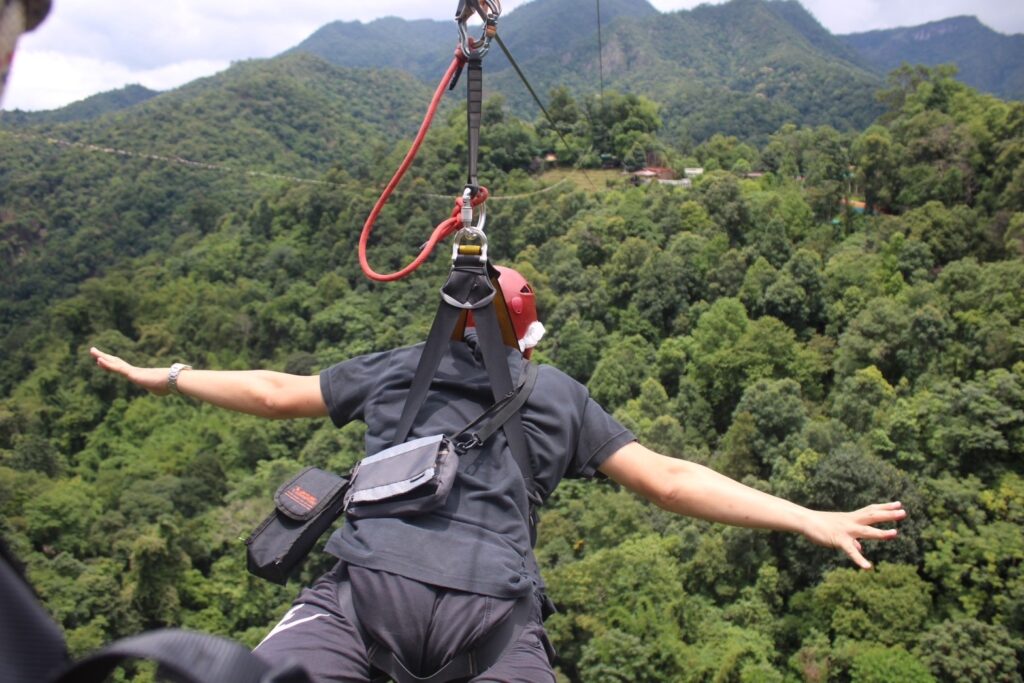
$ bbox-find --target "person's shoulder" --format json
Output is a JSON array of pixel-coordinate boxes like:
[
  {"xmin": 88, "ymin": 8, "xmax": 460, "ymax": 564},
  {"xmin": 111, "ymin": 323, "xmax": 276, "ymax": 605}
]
[
  {"xmin": 322, "ymin": 342, "xmax": 424, "ymax": 373},
  {"xmin": 533, "ymin": 362, "xmax": 589, "ymax": 399}
]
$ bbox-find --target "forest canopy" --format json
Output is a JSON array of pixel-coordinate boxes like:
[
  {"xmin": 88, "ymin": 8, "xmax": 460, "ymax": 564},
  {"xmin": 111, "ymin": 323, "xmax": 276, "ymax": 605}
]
[{"xmin": 1, "ymin": 63, "xmax": 1023, "ymax": 682}]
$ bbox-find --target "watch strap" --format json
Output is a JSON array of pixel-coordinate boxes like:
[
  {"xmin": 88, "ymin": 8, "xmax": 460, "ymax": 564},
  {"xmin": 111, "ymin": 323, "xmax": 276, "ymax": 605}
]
[{"xmin": 168, "ymin": 363, "xmax": 192, "ymax": 394}]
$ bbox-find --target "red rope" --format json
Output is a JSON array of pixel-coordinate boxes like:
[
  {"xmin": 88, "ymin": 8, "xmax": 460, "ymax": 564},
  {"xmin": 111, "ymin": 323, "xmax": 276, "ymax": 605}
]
[{"xmin": 358, "ymin": 49, "xmax": 488, "ymax": 282}]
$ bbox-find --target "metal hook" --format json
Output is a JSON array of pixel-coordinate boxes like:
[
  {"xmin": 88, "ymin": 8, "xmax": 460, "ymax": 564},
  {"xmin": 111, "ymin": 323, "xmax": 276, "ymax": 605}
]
[{"xmin": 456, "ymin": 0, "xmax": 502, "ymax": 58}]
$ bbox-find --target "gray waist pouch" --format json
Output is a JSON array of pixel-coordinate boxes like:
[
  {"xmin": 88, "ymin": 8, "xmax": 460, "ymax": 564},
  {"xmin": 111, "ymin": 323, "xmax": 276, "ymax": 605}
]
[{"xmin": 344, "ymin": 434, "xmax": 456, "ymax": 519}]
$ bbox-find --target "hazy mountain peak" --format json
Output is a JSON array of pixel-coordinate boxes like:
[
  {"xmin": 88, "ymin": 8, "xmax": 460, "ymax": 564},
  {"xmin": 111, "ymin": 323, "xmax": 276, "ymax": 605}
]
[{"xmin": 842, "ymin": 15, "xmax": 1024, "ymax": 100}]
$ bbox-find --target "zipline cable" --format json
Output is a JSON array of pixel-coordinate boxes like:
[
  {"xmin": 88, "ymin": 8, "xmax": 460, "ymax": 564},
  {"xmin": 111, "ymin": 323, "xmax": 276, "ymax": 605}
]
[
  {"xmin": 1, "ymin": 129, "xmax": 572, "ymax": 199},
  {"xmin": 596, "ymin": 0, "xmax": 605, "ymax": 102},
  {"xmin": 492, "ymin": 34, "xmax": 598, "ymax": 192}
]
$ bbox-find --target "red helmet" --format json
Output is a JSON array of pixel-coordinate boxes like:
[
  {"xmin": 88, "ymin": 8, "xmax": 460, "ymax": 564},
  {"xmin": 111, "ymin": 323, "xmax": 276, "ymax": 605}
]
[{"xmin": 466, "ymin": 265, "xmax": 545, "ymax": 358}]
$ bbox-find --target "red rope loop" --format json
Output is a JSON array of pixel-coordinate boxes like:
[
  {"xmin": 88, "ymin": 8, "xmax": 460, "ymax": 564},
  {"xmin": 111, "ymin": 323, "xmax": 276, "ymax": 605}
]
[{"xmin": 359, "ymin": 49, "xmax": 488, "ymax": 283}]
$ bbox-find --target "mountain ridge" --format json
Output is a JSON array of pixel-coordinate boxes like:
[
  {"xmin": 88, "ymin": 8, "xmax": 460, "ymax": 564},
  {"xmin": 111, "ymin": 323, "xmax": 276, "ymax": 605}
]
[
  {"xmin": 11, "ymin": 0, "xmax": 1020, "ymax": 135},
  {"xmin": 0, "ymin": 52, "xmax": 432, "ymax": 343},
  {"xmin": 841, "ymin": 16, "xmax": 1024, "ymax": 100}
]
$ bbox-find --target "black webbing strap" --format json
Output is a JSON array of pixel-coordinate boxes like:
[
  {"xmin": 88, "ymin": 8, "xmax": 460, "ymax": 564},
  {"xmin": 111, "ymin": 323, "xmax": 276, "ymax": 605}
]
[
  {"xmin": 452, "ymin": 362, "xmax": 538, "ymax": 453},
  {"xmin": 1, "ymin": 538, "xmax": 310, "ymax": 683},
  {"xmin": 466, "ymin": 55, "xmax": 483, "ymax": 193},
  {"xmin": 0, "ymin": 537, "xmax": 70, "ymax": 683},
  {"xmin": 392, "ymin": 261, "xmax": 541, "ymax": 514},
  {"xmin": 51, "ymin": 630, "xmax": 311, "ymax": 683},
  {"xmin": 392, "ymin": 260, "xmax": 496, "ymax": 447},
  {"xmin": 472, "ymin": 302, "xmax": 538, "ymax": 503},
  {"xmin": 393, "ymin": 302, "xmax": 466, "ymax": 447}
]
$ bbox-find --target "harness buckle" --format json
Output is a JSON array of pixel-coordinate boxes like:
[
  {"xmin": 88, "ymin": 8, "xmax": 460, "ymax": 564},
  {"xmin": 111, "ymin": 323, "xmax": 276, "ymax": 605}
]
[{"xmin": 453, "ymin": 433, "xmax": 483, "ymax": 454}]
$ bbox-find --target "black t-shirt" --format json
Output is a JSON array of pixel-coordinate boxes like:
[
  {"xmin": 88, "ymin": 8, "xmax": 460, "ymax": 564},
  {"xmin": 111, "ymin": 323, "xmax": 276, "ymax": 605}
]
[{"xmin": 319, "ymin": 337, "xmax": 635, "ymax": 598}]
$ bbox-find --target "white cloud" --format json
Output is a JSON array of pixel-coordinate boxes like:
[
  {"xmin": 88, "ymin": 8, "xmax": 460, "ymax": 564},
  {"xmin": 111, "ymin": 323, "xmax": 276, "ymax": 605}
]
[
  {"xmin": 4, "ymin": 0, "xmax": 1022, "ymax": 111},
  {"xmin": 652, "ymin": 0, "xmax": 1023, "ymax": 33},
  {"xmin": 3, "ymin": 49, "xmax": 228, "ymax": 111}
]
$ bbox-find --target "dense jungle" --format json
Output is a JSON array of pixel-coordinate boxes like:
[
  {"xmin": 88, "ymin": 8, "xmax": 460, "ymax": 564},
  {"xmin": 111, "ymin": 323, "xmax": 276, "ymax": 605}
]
[{"xmin": 1, "ymin": 5, "xmax": 1023, "ymax": 679}]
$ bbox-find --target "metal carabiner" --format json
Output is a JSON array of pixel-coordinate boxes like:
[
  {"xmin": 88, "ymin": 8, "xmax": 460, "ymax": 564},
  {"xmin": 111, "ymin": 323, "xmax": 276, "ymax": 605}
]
[
  {"xmin": 456, "ymin": 0, "xmax": 501, "ymax": 58},
  {"xmin": 453, "ymin": 188, "xmax": 488, "ymax": 262}
]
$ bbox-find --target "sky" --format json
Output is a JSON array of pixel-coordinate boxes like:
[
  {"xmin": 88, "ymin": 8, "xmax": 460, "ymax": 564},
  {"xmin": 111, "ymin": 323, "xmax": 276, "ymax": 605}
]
[{"xmin": 3, "ymin": 0, "xmax": 1023, "ymax": 111}]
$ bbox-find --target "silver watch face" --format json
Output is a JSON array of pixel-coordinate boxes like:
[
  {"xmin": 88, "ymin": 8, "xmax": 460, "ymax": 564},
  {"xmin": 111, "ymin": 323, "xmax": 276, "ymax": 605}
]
[{"xmin": 168, "ymin": 363, "xmax": 191, "ymax": 392}]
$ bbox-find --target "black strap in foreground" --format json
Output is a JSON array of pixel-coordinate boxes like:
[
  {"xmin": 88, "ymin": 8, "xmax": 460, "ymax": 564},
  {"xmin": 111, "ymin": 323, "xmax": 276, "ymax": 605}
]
[
  {"xmin": 0, "ymin": 537, "xmax": 71, "ymax": 683},
  {"xmin": 51, "ymin": 630, "xmax": 311, "ymax": 683}
]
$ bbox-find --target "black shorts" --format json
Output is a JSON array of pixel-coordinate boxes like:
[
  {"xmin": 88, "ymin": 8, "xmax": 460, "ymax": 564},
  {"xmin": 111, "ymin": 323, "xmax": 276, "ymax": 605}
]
[{"xmin": 253, "ymin": 563, "xmax": 555, "ymax": 683}]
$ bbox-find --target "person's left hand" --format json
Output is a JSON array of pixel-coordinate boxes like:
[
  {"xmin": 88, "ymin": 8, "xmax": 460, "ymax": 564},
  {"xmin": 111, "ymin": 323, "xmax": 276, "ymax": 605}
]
[{"xmin": 801, "ymin": 502, "xmax": 906, "ymax": 569}]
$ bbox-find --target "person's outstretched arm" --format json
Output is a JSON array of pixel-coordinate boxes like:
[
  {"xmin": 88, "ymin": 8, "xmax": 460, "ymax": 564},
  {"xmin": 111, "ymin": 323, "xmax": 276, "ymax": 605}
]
[
  {"xmin": 90, "ymin": 347, "xmax": 327, "ymax": 419},
  {"xmin": 598, "ymin": 441, "xmax": 906, "ymax": 569}
]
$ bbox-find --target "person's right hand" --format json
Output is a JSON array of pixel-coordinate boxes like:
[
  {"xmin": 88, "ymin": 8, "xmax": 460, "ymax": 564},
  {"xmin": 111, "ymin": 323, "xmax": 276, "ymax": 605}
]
[{"xmin": 90, "ymin": 347, "xmax": 171, "ymax": 395}]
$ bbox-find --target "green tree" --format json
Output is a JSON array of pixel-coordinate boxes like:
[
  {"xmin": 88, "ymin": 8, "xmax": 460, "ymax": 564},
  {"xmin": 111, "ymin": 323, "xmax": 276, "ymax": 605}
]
[
  {"xmin": 916, "ymin": 619, "xmax": 1022, "ymax": 683},
  {"xmin": 792, "ymin": 563, "xmax": 931, "ymax": 648},
  {"xmin": 847, "ymin": 644, "xmax": 935, "ymax": 683},
  {"xmin": 588, "ymin": 335, "xmax": 656, "ymax": 410},
  {"xmin": 696, "ymin": 171, "xmax": 752, "ymax": 245},
  {"xmin": 720, "ymin": 378, "xmax": 807, "ymax": 479}
]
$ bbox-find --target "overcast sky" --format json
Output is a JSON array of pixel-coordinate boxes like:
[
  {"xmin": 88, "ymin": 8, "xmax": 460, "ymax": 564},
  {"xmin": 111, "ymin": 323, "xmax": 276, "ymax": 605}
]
[{"xmin": 4, "ymin": 0, "xmax": 1022, "ymax": 111}]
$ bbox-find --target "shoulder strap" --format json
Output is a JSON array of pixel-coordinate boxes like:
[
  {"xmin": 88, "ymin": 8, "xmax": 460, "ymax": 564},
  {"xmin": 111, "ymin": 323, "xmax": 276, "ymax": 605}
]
[
  {"xmin": 391, "ymin": 260, "xmax": 543, "ymax": 516},
  {"xmin": 50, "ymin": 630, "xmax": 311, "ymax": 683},
  {"xmin": 473, "ymin": 300, "xmax": 533, "ymax": 476},
  {"xmin": 393, "ymin": 261, "xmax": 496, "ymax": 447},
  {"xmin": 452, "ymin": 361, "xmax": 538, "ymax": 468},
  {"xmin": 393, "ymin": 300, "xmax": 463, "ymax": 447}
]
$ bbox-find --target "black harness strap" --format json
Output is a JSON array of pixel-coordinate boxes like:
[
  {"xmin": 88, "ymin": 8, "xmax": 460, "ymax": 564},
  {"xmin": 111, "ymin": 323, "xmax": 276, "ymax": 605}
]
[
  {"xmin": 392, "ymin": 259, "xmax": 541, "ymax": 521},
  {"xmin": 3, "ymin": 537, "xmax": 310, "ymax": 683},
  {"xmin": 465, "ymin": 54, "xmax": 483, "ymax": 193},
  {"xmin": 393, "ymin": 260, "xmax": 495, "ymax": 447},
  {"xmin": 51, "ymin": 631, "xmax": 310, "ymax": 683},
  {"xmin": 472, "ymin": 285, "xmax": 535, "ymax": 485}
]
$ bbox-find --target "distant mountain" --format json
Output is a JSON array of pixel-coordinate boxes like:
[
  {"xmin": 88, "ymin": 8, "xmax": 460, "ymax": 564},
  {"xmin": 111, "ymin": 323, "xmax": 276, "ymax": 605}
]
[
  {"xmin": 289, "ymin": 0, "xmax": 884, "ymax": 143},
  {"xmin": 286, "ymin": 17, "xmax": 453, "ymax": 82},
  {"xmin": 842, "ymin": 17, "xmax": 1024, "ymax": 100},
  {"xmin": 0, "ymin": 53, "xmax": 430, "ymax": 340},
  {"xmin": 487, "ymin": 0, "xmax": 659, "ymax": 73},
  {"xmin": 2, "ymin": 84, "xmax": 159, "ymax": 125},
  {"xmin": 289, "ymin": 0, "xmax": 658, "ymax": 83},
  {"xmin": 490, "ymin": 0, "xmax": 884, "ymax": 142}
]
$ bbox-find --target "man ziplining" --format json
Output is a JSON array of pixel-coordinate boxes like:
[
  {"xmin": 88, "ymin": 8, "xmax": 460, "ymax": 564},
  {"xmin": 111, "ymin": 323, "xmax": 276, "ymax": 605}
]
[
  {"xmin": 25, "ymin": 1, "xmax": 902, "ymax": 679},
  {"xmin": 90, "ymin": 264, "xmax": 907, "ymax": 683}
]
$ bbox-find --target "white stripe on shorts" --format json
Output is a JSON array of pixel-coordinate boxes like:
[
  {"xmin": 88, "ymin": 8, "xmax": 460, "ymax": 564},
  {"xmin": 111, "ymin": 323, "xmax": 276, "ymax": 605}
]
[{"xmin": 255, "ymin": 604, "xmax": 330, "ymax": 650}]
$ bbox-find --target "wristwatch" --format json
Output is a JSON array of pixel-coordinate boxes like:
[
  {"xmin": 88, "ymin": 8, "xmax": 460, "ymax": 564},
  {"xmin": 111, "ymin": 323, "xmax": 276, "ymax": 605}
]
[{"xmin": 167, "ymin": 363, "xmax": 192, "ymax": 394}]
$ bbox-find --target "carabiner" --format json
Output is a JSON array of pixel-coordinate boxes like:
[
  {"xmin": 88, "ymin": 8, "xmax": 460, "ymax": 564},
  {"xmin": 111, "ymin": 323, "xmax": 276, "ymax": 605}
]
[
  {"xmin": 456, "ymin": 0, "xmax": 501, "ymax": 58},
  {"xmin": 453, "ymin": 187, "xmax": 488, "ymax": 262}
]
